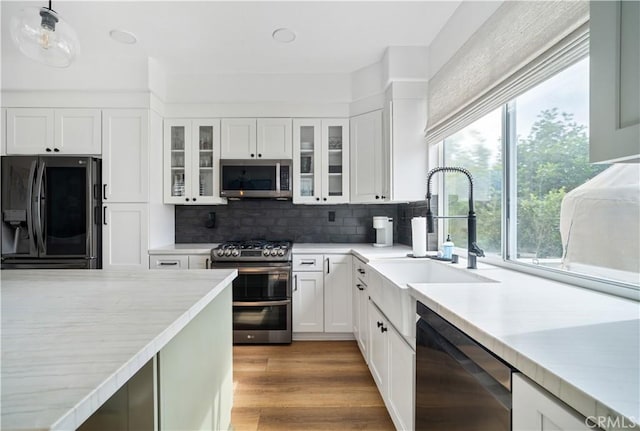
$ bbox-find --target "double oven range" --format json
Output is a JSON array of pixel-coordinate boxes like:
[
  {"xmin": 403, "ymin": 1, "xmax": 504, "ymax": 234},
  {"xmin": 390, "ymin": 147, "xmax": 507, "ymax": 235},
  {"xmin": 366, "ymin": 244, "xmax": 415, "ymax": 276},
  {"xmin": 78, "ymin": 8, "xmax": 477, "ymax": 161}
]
[{"xmin": 211, "ymin": 240, "xmax": 292, "ymax": 344}]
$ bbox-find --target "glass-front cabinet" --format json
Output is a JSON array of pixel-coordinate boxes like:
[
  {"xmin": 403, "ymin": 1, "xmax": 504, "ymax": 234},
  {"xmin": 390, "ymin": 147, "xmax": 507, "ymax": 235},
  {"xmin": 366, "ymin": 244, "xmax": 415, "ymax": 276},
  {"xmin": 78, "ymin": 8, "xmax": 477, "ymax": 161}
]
[
  {"xmin": 293, "ymin": 119, "xmax": 349, "ymax": 204},
  {"xmin": 164, "ymin": 119, "xmax": 225, "ymax": 204}
]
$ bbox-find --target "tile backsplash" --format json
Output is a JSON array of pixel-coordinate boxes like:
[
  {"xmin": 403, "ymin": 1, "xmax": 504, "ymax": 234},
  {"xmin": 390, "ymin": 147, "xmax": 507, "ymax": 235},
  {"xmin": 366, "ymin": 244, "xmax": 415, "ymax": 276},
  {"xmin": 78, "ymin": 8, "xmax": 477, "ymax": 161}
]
[
  {"xmin": 396, "ymin": 200, "xmax": 439, "ymax": 251},
  {"xmin": 175, "ymin": 201, "xmax": 400, "ymax": 244}
]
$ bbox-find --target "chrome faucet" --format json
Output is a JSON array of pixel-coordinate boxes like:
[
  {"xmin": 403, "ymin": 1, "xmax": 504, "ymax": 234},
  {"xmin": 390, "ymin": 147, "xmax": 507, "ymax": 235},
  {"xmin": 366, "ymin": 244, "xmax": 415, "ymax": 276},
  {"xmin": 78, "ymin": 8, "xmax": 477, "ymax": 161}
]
[{"xmin": 425, "ymin": 167, "xmax": 485, "ymax": 269}]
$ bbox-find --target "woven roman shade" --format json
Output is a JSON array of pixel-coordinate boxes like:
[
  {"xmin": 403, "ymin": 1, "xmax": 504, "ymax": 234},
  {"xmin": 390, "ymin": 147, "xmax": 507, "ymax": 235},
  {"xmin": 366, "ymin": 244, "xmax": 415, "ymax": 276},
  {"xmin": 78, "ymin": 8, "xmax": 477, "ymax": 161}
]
[{"xmin": 426, "ymin": 0, "xmax": 590, "ymax": 145}]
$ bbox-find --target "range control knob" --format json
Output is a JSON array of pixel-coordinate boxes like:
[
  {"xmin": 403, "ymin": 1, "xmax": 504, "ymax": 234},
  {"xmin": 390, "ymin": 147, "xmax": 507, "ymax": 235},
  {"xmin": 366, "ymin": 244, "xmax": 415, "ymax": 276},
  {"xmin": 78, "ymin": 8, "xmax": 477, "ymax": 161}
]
[
  {"xmin": 231, "ymin": 249, "xmax": 240, "ymax": 257},
  {"xmin": 263, "ymin": 249, "xmax": 270, "ymax": 257},
  {"xmin": 217, "ymin": 249, "xmax": 224, "ymax": 257},
  {"xmin": 224, "ymin": 249, "xmax": 232, "ymax": 257},
  {"xmin": 277, "ymin": 249, "xmax": 285, "ymax": 256},
  {"xmin": 270, "ymin": 249, "xmax": 278, "ymax": 257}
]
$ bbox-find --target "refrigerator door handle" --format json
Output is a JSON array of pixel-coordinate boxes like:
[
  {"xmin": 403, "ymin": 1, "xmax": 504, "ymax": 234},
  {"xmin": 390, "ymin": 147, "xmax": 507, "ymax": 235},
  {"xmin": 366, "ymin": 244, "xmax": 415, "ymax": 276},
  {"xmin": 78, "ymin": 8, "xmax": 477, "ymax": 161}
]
[
  {"xmin": 26, "ymin": 160, "xmax": 38, "ymax": 254},
  {"xmin": 34, "ymin": 162, "xmax": 46, "ymax": 254}
]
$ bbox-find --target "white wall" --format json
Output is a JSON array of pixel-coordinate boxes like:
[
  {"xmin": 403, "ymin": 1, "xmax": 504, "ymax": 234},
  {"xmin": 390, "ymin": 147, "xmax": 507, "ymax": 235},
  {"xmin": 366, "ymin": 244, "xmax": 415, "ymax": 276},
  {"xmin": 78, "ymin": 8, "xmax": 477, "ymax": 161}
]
[{"xmin": 427, "ymin": 1, "xmax": 503, "ymax": 79}]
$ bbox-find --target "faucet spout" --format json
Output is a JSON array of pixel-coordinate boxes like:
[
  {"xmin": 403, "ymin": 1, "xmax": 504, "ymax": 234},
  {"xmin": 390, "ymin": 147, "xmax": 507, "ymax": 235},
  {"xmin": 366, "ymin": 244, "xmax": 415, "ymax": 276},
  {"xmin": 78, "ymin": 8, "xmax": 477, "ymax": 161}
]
[{"xmin": 425, "ymin": 167, "xmax": 483, "ymax": 269}]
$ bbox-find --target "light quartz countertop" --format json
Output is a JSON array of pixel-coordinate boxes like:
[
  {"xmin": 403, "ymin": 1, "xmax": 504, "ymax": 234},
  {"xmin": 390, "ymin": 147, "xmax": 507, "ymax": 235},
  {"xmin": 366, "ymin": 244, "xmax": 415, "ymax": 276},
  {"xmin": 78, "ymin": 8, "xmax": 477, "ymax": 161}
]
[
  {"xmin": 147, "ymin": 242, "xmax": 412, "ymax": 259},
  {"xmin": 408, "ymin": 259, "xmax": 640, "ymax": 431},
  {"xmin": 148, "ymin": 242, "xmax": 639, "ymax": 428},
  {"xmin": 0, "ymin": 269, "xmax": 237, "ymax": 431},
  {"xmin": 147, "ymin": 243, "xmax": 219, "ymax": 255}
]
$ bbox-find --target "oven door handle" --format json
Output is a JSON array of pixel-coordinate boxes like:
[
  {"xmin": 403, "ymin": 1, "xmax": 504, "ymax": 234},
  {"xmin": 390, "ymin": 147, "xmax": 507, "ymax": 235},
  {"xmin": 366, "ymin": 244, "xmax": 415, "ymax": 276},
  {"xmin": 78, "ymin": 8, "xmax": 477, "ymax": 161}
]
[
  {"xmin": 233, "ymin": 300, "xmax": 290, "ymax": 307},
  {"xmin": 231, "ymin": 266, "xmax": 292, "ymax": 274}
]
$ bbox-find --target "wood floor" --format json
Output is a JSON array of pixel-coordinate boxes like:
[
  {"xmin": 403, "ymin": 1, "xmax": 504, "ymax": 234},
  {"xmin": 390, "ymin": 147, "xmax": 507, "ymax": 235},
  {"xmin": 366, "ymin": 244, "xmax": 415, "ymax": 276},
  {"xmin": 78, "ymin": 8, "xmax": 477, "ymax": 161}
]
[{"xmin": 231, "ymin": 341, "xmax": 395, "ymax": 431}]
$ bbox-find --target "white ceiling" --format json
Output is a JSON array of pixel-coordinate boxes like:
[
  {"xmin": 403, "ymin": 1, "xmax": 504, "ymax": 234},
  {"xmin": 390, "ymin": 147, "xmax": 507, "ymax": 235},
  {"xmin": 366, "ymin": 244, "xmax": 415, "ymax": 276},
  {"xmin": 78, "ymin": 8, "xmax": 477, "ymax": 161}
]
[{"xmin": 1, "ymin": 1, "xmax": 462, "ymax": 77}]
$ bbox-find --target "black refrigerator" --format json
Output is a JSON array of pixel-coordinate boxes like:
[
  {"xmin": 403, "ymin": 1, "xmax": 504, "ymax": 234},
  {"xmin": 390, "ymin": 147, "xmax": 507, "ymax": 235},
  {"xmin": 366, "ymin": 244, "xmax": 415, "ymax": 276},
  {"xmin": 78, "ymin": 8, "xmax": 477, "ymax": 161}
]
[{"xmin": 1, "ymin": 156, "xmax": 102, "ymax": 269}]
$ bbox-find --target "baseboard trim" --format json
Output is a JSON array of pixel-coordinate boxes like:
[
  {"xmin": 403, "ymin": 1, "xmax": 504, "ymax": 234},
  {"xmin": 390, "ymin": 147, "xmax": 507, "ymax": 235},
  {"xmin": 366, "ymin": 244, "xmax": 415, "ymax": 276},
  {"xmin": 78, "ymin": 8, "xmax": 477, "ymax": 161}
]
[{"xmin": 292, "ymin": 332, "xmax": 356, "ymax": 341}]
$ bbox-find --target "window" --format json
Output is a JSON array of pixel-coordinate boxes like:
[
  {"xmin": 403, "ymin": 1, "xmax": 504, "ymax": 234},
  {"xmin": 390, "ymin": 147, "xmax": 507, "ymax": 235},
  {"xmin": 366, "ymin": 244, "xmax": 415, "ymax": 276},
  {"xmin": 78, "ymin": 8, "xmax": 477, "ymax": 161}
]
[
  {"xmin": 438, "ymin": 57, "xmax": 639, "ymax": 290},
  {"xmin": 442, "ymin": 108, "xmax": 502, "ymax": 256}
]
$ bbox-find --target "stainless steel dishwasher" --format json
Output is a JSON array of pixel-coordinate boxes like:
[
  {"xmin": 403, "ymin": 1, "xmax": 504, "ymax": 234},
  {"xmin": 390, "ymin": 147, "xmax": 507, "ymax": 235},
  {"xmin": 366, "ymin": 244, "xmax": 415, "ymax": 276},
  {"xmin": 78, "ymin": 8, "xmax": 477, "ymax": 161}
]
[{"xmin": 416, "ymin": 301, "xmax": 514, "ymax": 431}]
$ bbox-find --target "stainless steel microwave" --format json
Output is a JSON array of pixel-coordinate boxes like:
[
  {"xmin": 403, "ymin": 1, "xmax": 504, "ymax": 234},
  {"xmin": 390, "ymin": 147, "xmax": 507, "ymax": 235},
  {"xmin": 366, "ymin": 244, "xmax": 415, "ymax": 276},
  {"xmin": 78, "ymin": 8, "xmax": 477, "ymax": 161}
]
[{"xmin": 220, "ymin": 159, "xmax": 292, "ymax": 199}]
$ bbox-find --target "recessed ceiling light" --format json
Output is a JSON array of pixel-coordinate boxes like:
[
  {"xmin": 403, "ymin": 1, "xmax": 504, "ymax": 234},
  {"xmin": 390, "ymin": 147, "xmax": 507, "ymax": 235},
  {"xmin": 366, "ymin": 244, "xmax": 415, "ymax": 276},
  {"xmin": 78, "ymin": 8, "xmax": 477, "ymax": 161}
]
[
  {"xmin": 272, "ymin": 28, "xmax": 296, "ymax": 44},
  {"xmin": 109, "ymin": 29, "xmax": 137, "ymax": 45}
]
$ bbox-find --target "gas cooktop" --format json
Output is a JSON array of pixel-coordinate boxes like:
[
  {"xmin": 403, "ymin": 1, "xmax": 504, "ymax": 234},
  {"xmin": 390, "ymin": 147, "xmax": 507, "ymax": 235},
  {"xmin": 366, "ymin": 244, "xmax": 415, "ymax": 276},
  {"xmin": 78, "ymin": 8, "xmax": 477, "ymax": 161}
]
[{"xmin": 211, "ymin": 240, "xmax": 292, "ymax": 262}]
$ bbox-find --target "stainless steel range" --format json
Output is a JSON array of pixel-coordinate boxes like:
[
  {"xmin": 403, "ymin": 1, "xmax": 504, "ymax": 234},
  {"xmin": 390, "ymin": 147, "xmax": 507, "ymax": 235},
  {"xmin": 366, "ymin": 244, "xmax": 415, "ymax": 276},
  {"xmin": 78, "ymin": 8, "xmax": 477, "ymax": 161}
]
[{"xmin": 211, "ymin": 240, "xmax": 292, "ymax": 344}]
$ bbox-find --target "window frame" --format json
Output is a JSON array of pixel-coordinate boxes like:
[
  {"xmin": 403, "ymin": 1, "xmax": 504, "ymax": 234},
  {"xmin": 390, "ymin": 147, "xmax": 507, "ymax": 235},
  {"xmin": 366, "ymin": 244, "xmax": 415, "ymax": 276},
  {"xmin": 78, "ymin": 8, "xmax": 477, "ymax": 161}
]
[{"xmin": 436, "ymin": 90, "xmax": 639, "ymax": 302}]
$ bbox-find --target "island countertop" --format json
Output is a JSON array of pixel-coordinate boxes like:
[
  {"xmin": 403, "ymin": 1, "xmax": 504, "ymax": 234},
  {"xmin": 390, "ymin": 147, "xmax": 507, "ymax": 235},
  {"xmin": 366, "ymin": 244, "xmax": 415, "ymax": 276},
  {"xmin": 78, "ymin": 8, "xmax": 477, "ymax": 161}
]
[{"xmin": 1, "ymin": 269, "xmax": 237, "ymax": 431}]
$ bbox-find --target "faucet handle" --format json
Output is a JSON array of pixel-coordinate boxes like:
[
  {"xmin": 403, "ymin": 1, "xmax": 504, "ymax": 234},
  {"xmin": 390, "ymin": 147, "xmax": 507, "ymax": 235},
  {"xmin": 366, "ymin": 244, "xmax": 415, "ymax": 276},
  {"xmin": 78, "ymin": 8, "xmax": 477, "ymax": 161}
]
[{"xmin": 470, "ymin": 242, "xmax": 485, "ymax": 257}]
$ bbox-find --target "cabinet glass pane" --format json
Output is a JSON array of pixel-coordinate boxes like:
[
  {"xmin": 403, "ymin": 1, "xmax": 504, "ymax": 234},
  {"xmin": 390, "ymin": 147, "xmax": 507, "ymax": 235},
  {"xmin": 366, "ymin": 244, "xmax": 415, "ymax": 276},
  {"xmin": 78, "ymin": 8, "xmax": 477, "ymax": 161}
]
[
  {"xmin": 198, "ymin": 125, "xmax": 214, "ymax": 197},
  {"xmin": 299, "ymin": 126, "xmax": 316, "ymax": 197},
  {"xmin": 171, "ymin": 170, "xmax": 185, "ymax": 197},
  {"xmin": 171, "ymin": 125, "xmax": 186, "ymax": 197},
  {"xmin": 327, "ymin": 125, "xmax": 343, "ymax": 196}
]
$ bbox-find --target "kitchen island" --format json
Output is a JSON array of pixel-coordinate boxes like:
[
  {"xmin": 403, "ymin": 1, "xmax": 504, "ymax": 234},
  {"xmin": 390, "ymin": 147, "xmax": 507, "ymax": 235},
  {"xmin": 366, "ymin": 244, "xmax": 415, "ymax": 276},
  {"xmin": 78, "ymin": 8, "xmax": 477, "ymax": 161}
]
[{"xmin": 1, "ymin": 269, "xmax": 237, "ymax": 431}]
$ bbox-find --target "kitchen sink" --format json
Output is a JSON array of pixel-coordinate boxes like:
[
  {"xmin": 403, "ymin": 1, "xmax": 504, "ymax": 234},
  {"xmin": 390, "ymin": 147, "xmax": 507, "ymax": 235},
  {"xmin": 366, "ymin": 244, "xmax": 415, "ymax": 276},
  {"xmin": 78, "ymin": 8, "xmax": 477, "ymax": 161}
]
[{"xmin": 368, "ymin": 259, "xmax": 497, "ymax": 287}]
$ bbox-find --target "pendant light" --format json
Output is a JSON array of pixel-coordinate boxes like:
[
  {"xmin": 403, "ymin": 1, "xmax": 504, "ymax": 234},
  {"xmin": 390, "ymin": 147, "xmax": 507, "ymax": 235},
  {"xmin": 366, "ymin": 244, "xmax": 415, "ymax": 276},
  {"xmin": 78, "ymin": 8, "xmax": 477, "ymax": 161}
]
[{"xmin": 10, "ymin": 0, "xmax": 80, "ymax": 68}]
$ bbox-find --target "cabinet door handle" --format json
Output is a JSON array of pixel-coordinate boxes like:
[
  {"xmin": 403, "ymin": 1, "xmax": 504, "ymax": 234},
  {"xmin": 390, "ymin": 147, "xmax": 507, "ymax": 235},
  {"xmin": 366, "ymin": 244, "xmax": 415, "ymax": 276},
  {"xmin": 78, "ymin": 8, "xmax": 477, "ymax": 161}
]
[
  {"xmin": 294, "ymin": 274, "xmax": 298, "ymax": 291},
  {"xmin": 315, "ymin": 197, "xmax": 320, "ymax": 201},
  {"xmin": 381, "ymin": 326, "xmax": 388, "ymax": 333},
  {"xmin": 326, "ymin": 257, "xmax": 330, "ymax": 274},
  {"xmin": 258, "ymin": 153, "xmax": 262, "ymax": 158},
  {"xmin": 377, "ymin": 321, "xmax": 383, "ymax": 328},
  {"xmin": 205, "ymin": 258, "xmax": 210, "ymax": 269},
  {"xmin": 103, "ymin": 184, "xmax": 107, "ymax": 200},
  {"xmin": 159, "ymin": 261, "xmax": 179, "ymax": 266},
  {"xmin": 323, "ymin": 197, "xmax": 327, "ymax": 201},
  {"xmin": 300, "ymin": 260, "xmax": 316, "ymax": 265},
  {"xmin": 356, "ymin": 284, "xmax": 364, "ymax": 291},
  {"xmin": 103, "ymin": 206, "xmax": 107, "ymax": 225},
  {"xmin": 46, "ymin": 148, "xmax": 52, "ymax": 152},
  {"xmin": 358, "ymin": 268, "xmax": 365, "ymax": 274},
  {"xmin": 251, "ymin": 153, "xmax": 255, "ymax": 158},
  {"xmin": 192, "ymin": 197, "xmax": 197, "ymax": 202},
  {"xmin": 53, "ymin": 148, "xmax": 60, "ymax": 153}
]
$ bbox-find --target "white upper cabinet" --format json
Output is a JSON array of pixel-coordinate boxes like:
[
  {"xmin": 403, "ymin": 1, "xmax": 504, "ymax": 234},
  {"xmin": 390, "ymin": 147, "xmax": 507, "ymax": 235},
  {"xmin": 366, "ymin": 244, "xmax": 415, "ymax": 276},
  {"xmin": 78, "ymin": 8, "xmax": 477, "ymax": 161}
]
[
  {"xmin": 221, "ymin": 118, "xmax": 292, "ymax": 159},
  {"xmin": 6, "ymin": 108, "xmax": 101, "ymax": 155},
  {"xmin": 164, "ymin": 119, "xmax": 225, "ymax": 205},
  {"xmin": 293, "ymin": 119, "xmax": 349, "ymax": 204},
  {"xmin": 383, "ymin": 98, "xmax": 428, "ymax": 202},
  {"xmin": 55, "ymin": 109, "xmax": 101, "ymax": 155},
  {"xmin": 350, "ymin": 110, "xmax": 385, "ymax": 203},
  {"xmin": 221, "ymin": 119, "xmax": 256, "ymax": 159},
  {"xmin": 102, "ymin": 109, "xmax": 149, "ymax": 203},
  {"xmin": 590, "ymin": 0, "xmax": 640, "ymax": 163},
  {"xmin": 350, "ymin": 96, "xmax": 427, "ymax": 204},
  {"xmin": 257, "ymin": 118, "xmax": 293, "ymax": 159}
]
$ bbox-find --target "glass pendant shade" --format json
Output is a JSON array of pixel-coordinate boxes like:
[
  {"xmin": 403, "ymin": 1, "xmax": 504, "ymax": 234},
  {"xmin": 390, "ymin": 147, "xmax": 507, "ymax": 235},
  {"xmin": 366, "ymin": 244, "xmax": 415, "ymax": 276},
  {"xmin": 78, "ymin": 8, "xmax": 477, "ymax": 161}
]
[{"xmin": 10, "ymin": 6, "xmax": 80, "ymax": 68}]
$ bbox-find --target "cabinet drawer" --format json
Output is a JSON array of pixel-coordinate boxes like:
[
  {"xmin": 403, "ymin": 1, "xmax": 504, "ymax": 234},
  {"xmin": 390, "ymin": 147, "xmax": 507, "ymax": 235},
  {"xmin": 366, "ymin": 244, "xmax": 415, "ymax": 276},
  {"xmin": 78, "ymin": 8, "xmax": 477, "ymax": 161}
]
[
  {"xmin": 149, "ymin": 255, "xmax": 189, "ymax": 269},
  {"xmin": 292, "ymin": 254, "xmax": 324, "ymax": 271},
  {"xmin": 353, "ymin": 259, "xmax": 370, "ymax": 285}
]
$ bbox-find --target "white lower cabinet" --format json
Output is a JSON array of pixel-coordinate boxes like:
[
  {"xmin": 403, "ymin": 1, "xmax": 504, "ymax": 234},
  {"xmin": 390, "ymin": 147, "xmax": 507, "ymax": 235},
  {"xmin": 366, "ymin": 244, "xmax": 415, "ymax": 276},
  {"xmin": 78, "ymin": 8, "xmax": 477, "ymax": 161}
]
[
  {"xmin": 103, "ymin": 203, "xmax": 149, "ymax": 270},
  {"xmin": 149, "ymin": 254, "xmax": 211, "ymax": 270},
  {"xmin": 368, "ymin": 299, "xmax": 415, "ymax": 431},
  {"xmin": 513, "ymin": 374, "xmax": 598, "ymax": 431},
  {"xmin": 292, "ymin": 253, "xmax": 352, "ymax": 335},
  {"xmin": 324, "ymin": 254, "xmax": 352, "ymax": 332},
  {"xmin": 292, "ymin": 271, "xmax": 324, "ymax": 332},
  {"xmin": 352, "ymin": 257, "xmax": 369, "ymax": 358},
  {"xmin": 187, "ymin": 254, "xmax": 211, "ymax": 269}
]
